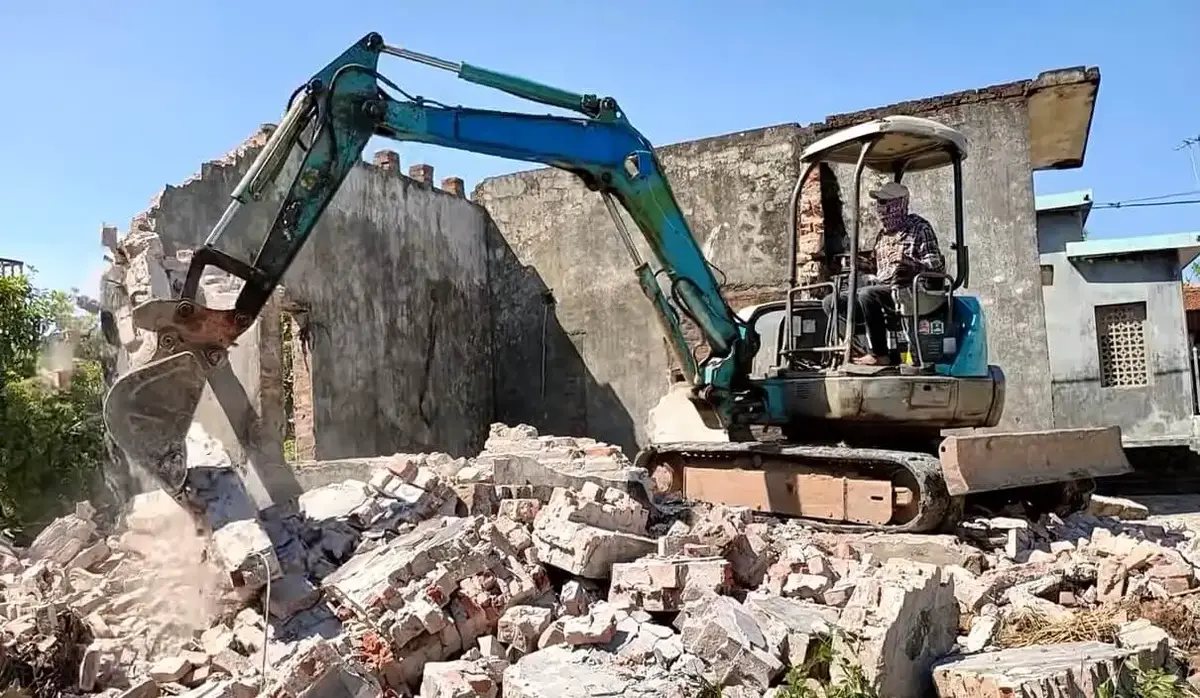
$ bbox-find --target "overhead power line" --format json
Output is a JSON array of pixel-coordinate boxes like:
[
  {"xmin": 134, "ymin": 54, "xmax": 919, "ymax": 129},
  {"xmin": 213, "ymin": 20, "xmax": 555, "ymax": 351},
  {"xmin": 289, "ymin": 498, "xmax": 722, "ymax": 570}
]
[{"xmin": 1092, "ymin": 198, "xmax": 1200, "ymax": 210}]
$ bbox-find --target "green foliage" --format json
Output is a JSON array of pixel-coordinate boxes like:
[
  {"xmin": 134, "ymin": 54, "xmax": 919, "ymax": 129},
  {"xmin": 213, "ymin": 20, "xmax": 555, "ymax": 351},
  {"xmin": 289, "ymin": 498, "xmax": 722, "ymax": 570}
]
[
  {"xmin": 0, "ymin": 275, "xmax": 53, "ymax": 380},
  {"xmin": 777, "ymin": 633, "xmax": 879, "ymax": 698},
  {"xmin": 0, "ymin": 273, "xmax": 105, "ymax": 538},
  {"xmin": 1097, "ymin": 660, "xmax": 1199, "ymax": 698}
]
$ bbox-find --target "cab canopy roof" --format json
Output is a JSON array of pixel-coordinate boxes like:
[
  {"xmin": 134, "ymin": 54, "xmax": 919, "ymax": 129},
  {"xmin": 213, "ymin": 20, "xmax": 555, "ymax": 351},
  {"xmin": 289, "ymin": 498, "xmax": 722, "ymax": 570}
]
[{"xmin": 800, "ymin": 115, "xmax": 968, "ymax": 173}]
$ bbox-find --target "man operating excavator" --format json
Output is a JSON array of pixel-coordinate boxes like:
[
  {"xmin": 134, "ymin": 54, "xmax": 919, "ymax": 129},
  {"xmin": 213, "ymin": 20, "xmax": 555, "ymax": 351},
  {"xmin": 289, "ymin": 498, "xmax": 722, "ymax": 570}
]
[{"xmin": 822, "ymin": 181, "xmax": 946, "ymax": 366}]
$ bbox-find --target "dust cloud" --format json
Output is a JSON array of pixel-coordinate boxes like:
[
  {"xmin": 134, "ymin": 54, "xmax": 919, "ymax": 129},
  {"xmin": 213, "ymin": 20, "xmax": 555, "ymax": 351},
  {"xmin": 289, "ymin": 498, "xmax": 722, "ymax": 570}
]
[{"xmin": 111, "ymin": 489, "xmax": 236, "ymax": 659}]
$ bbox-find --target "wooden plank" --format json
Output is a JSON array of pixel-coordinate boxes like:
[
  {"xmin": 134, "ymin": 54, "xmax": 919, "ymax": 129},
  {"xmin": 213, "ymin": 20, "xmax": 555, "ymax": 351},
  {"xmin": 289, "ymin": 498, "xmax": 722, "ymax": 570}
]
[{"xmin": 938, "ymin": 426, "xmax": 1132, "ymax": 496}]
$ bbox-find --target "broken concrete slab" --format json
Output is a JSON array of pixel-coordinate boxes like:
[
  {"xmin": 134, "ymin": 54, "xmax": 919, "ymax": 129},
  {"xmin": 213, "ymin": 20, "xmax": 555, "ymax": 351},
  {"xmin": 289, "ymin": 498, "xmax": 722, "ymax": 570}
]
[
  {"xmin": 844, "ymin": 533, "xmax": 986, "ymax": 573},
  {"xmin": 1089, "ymin": 494, "xmax": 1150, "ymax": 521},
  {"xmin": 833, "ymin": 559, "xmax": 958, "ymax": 698},
  {"xmin": 481, "ymin": 425, "xmax": 654, "ymax": 508},
  {"xmin": 26, "ymin": 514, "xmax": 97, "ymax": 566},
  {"xmin": 502, "ymin": 646, "xmax": 692, "ymax": 698},
  {"xmin": 266, "ymin": 637, "xmax": 382, "ymax": 698},
  {"xmin": 210, "ymin": 519, "xmax": 281, "ymax": 589},
  {"xmin": 932, "ymin": 641, "xmax": 1136, "ymax": 698},
  {"xmin": 1117, "ymin": 619, "xmax": 1170, "ymax": 670},
  {"xmin": 267, "ymin": 574, "xmax": 322, "ymax": 621},
  {"xmin": 678, "ymin": 595, "xmax": 784, "ymax": 691},
  {"xmin": 742, "ymin": 593, "xmax": 839, "ymax": 668},
  {"xmin": 419, "ymin": 656, "xmax": 506, "ymax": 698},
  {"xmin": 938, "ymin": 426, "xmax": 1131, "ymax": 496},
  {"xmin": 148, "ymin": 655, "xmax": 192, "ymax": 683}
]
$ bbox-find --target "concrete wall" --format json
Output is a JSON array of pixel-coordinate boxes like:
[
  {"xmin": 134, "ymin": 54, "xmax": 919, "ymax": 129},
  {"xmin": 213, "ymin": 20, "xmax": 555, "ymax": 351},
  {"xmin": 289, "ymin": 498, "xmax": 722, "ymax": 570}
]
[
  {"xmin": 476, "ymin": 126, "xmax": 810, "ymax": 453},
  {"xmin": 105, "ymin": 129, "xmax": 495, "ymax": 497},
  {"xmin": 1039, "ymin": 212, "xmax": 1196, "ymax": 442},
  {"xmin": 475, "ymin": 95, "xmax": 1057, "ymax": 451}
]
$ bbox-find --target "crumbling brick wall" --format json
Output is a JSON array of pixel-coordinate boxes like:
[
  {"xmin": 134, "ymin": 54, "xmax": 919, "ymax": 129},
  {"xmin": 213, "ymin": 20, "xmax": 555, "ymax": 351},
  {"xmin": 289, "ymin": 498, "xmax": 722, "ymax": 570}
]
[{"xmin": 100, "ymin": 134, "xmax": 497, "ymax": 495}]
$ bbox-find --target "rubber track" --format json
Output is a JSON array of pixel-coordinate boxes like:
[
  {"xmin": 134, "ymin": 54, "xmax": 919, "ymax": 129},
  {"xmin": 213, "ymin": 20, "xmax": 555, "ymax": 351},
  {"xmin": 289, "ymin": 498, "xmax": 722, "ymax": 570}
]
[{"xmin": 634, "ymin": 441, "xmax": 961, "ymax": 534}]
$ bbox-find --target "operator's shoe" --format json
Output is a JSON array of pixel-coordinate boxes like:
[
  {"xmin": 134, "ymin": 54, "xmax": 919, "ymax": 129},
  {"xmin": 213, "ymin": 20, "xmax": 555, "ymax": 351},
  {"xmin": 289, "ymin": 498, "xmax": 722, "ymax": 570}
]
[{"xmin": 852, "ymin": 353, "xmax": 894, "ymax": 366}]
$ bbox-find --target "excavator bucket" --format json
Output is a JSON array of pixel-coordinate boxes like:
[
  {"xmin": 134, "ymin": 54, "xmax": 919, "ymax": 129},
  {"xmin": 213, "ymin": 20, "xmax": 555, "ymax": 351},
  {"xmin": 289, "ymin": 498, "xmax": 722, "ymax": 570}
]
[
  {"xmin": 103, "ymin": 350, "xmax": 207, "ymax": 494},
  {"xmin": 101, "ymin": 298, "xmax": 244, "ymax": 494}
]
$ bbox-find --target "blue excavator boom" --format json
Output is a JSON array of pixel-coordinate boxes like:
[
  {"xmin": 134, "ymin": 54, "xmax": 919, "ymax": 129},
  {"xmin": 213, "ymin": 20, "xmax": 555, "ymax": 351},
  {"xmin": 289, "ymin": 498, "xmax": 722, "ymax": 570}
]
[{"xmin": 101, "ymin": 32, "xmax": 761, "ymax": 497}]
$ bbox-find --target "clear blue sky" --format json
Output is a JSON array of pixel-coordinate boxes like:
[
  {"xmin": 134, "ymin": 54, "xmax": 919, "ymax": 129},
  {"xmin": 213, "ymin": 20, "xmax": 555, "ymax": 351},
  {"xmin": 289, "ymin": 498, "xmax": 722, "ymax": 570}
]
[{"xmin": 2, "ymin": 1, "xmax": 1198, "ymax": 294}]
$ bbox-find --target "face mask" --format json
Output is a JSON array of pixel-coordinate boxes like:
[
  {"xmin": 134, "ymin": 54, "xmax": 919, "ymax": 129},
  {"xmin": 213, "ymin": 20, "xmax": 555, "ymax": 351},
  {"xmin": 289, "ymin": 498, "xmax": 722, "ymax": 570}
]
[{"xmin": 878, "ymin": 198, "xmax": 907, "ymax": 231}]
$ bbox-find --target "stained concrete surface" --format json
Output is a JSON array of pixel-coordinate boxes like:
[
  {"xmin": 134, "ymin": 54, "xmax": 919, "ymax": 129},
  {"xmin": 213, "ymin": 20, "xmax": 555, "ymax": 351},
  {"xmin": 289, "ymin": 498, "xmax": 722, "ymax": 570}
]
[
  {"xmin": 126, "ymin": 128, "xmax": 495, "ymax": 463},
  {"xmin": 476, "ymin": 126, "xmax": 806, "ymax": 454},
  {"xmin": 101, "ymin": 127, "xmax": 637, "ymax": 499}
]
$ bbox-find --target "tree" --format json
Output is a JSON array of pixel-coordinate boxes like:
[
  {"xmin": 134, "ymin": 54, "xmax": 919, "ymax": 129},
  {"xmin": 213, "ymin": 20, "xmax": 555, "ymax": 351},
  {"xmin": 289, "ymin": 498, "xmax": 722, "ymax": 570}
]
[{"xmin": 0, "ymin": 274, "xmax": 106, "ymax": 539}]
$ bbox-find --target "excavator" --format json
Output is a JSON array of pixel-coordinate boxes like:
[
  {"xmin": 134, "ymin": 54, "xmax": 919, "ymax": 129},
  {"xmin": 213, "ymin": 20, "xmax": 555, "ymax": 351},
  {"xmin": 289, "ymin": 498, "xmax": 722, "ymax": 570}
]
[{"xmin": 101, "ymin": 32, "xmax": 1130, "ymax": 534}]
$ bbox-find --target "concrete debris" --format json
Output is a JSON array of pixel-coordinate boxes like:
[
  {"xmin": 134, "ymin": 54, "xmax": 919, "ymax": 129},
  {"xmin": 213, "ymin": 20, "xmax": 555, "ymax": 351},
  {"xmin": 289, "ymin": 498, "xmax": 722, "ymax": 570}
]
[
  {"xmin": 832, "ymin": 559, "xmax": 958, "ymax": 698},
  {"xmin": 19, "ymin": 418, "xmax": 1200, "ymax": 698},
  {"xmin": 530, "ymin": 486, "xmax": 655, "ymax": 579},
  {"xmin": 932, "ymin": 641, "xmax": 1137, "ymax": 698},
  {"xmin": 322, "ymin": 514, "xmax": 550, "ymax": 688},
  {"xmin": 502, "ymin": 646, "xmax": 694, "ymax": 698},
  {"xmin": 608, "ymin": 556, "xmax": 732, "ymax": 611},
  {"xmin": 497, "ymin": 605, "xmax": 553, "ymax": 654},
  {"xmin": 1117, "ymin": 618, "xmax": 1171, "ymax": 670},
  {"xmin": 1089, "ymin": 494, "xmax": 1150, "ymax": 521},
  {"xmin": 480, "ymin": 424, "xmax": 655, "ymax": 508},
  {"xmin": 419, "ymin": 654, "xmax": 507, "ymax": 698},
  {"xmin": 677, "ymin": 594, "xmax": 786, "ymax": 690}
]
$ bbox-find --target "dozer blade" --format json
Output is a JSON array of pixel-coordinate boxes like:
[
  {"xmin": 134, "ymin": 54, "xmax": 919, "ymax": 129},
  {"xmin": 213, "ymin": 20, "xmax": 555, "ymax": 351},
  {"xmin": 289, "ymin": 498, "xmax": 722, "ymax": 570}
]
[{"xmin": 103, "ymin": 350, "xmax": 212, "ymax": 495}]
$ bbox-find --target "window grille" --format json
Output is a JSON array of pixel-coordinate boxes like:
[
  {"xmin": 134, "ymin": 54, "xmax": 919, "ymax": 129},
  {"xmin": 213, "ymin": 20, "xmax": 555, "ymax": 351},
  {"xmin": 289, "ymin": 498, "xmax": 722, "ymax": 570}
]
[{"xmin": 1095, "ymin": 302, "xmax": 1149, "ymax": 388}]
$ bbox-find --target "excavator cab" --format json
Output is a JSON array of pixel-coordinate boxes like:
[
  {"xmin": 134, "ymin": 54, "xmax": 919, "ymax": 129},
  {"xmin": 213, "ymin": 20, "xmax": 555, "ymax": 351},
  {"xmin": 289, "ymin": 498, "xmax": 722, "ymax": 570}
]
[{"xmin": 740, "ymin": 116, "xmax": 979, "ymax": 381}]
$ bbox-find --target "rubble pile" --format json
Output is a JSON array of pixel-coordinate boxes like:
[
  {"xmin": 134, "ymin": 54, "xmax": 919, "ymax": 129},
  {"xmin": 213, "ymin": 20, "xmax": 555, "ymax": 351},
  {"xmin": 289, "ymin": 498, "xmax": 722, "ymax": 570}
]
[{"xmin": 11, "ymin": 426, "xmax": 1200, "ymax": 698}]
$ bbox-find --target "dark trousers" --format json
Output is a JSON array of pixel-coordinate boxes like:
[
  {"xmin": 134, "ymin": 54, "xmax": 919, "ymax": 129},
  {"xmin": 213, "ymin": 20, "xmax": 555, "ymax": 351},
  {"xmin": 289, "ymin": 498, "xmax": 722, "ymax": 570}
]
[{"xmin": 821, "ymin": 284, "xmax": 895, "ymax": 356}]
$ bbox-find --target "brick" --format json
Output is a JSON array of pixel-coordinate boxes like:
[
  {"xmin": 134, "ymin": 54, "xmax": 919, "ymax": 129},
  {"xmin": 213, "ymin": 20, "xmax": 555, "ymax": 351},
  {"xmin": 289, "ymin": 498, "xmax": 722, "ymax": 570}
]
[
  {"xmin": 1088, "ymin": 494, "xmax": 1149, "ymax": 520},
  {"xmin": 409, "ymin": 163, "xmax": 434, "ymax": 184},
  {"xmin": 372, "ymin": 149, "xmax": 400, "ymax": 171},
  {"xmin": 497, "ymin": 606, "xmax": 553, "ymax": 654},
  {"xmin": 148, "ymin": 655, "xmax": 192, "ymax": 683},
  {"xmin": 439, "ymin": 177, "xmax": 465, "ymax": 197},
  {"xmin": 608, "ymin": 557, "xmax": 732, "ymax": 611}
]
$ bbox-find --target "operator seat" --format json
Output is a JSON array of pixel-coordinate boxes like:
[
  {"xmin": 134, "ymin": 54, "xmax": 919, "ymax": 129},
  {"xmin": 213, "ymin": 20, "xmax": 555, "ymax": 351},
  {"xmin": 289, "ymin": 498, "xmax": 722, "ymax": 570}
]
[
  {"xmin": 892, "ymin": 277, "xmax": 949, "ymax": 318},
  {"xmin": 890, "ymin": 273, "xmax": 954, "ymax": 368}
]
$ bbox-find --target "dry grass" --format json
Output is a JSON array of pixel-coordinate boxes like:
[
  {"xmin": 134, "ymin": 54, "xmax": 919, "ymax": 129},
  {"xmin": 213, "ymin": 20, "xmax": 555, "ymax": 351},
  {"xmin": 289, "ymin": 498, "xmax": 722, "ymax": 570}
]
[
  {"xmin": 995, "ymin": 606, "xmax": 1120, "ymax": 648},
  {"xmin": 995, "ymin": 596, "xmax": 1200, "ymax": 652}
]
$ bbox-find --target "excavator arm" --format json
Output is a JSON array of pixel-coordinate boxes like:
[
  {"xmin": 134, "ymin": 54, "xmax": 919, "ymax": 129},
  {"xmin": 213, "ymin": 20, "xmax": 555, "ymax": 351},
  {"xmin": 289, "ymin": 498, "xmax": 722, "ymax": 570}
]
[{"xmin": 103, "ymin": 32, "xmax": 761, "ymax": 495}]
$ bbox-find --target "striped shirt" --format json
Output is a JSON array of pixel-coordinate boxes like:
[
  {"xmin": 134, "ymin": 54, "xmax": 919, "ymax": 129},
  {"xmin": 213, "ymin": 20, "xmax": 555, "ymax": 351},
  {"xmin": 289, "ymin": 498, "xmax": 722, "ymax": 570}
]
[{"xmin": 872, "ymin": 214, "xmax": 945, "ymax": 286}]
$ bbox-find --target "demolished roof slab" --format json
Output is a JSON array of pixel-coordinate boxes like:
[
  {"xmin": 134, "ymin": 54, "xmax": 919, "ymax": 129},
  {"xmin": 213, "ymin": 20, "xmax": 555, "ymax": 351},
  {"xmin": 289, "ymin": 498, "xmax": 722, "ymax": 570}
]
[{"xmin": 809, "ymin": 66, "xmax": 1100, "ymax": 171}]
